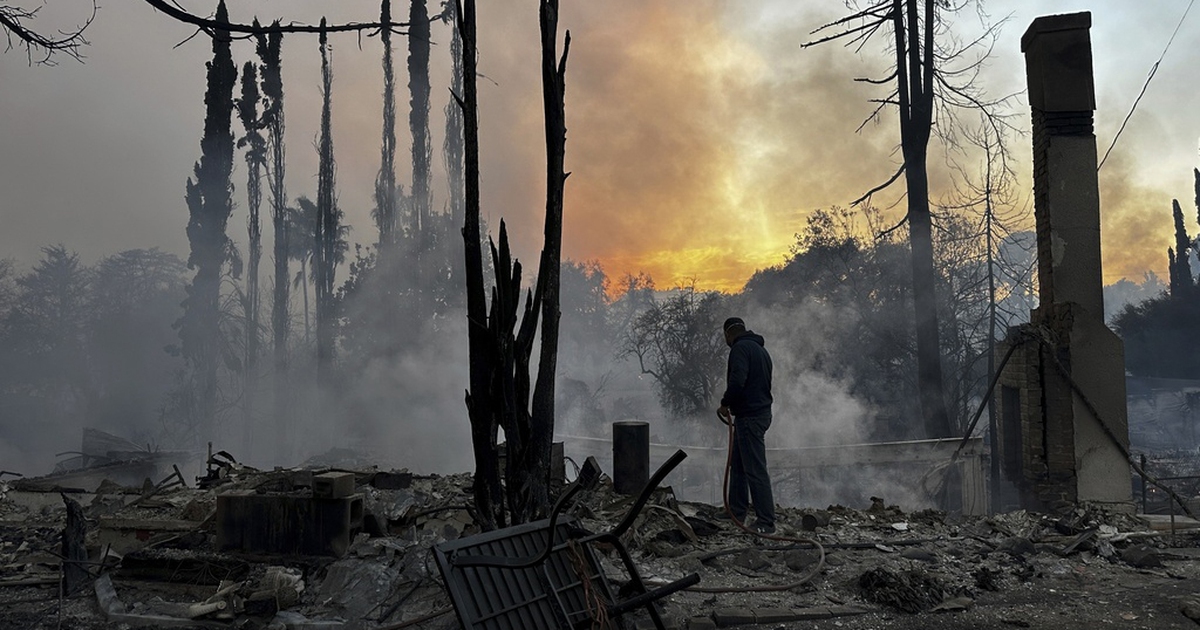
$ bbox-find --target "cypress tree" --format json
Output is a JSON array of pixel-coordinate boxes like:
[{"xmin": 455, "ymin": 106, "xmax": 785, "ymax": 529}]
[
  {"xmin": 375, "ymin": 0, "xmax": 398, "ymax": 244},
  {"xmin": 180, "ymin": 0, "xmax": 237, "ymax": 444},
  {"xmin": 408, "ymin": 0, "xmax": 432, "ymax": 295},
  {"xmin": 315, "ymin": 20, "xmax": 338, "ymax": 376},
  {"xmin": 1171, "ymin": 199, "xmax": 1193, "ymax": 296}
]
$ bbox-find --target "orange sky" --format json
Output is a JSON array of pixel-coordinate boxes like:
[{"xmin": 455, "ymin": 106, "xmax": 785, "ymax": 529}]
[
  {"xmin": 1, "ymin": 1, "xmax": 1192, "ymax": 293},
  {"xmin": 472, "ymin": 0, "xmax": 1186, "ymax": 293}
]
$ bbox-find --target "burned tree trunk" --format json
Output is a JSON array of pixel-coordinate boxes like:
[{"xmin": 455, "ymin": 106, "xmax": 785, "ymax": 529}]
[
  {"xmin": 456, "ymin": 0, "xmax": 503, "ymax": 530},
  {"xmin": 895, "ymin": 0, "xmax": 951, "ymax": 438},
  {"xmin": 179, "ymin": 0, "xmax": 236, "ymax": 444},
  {"xmin": 526, "ymin": 0, "xmax": 570, "ymax": 519},
  {"xmin": 61, "ymin": 495, "xmax": 89, "ymax": 594},
  {"xmin": 256, "ymin": 23, "xmax": 291, "ymax": 457},
  {"xmin": 489, "ymin": 222, "xmax": 541, "ymax": 522},
  {"xmin": 443, "ymin": 6, "xmax": 465, "ymax": 235},
  {"xmin": 376, "ymin": 0, "xmax": 399, "ymax": 245},
  {"xmin": 457, "ymin": 0, "xmax": 570, "ymax": 527},
  {"xmin": 408, "ymin": 0, "xmax": 432, "ymax": 300},
  {"xmin": 315, "ymin": 21, "xmax": 338, "ymax": 376},
  {"xmin": 802, "ymin": 0, "xmax": 1015, "ymax": 439},
  {"xmin": 236, "ymin": 61, "xmax": 265, "ymax": 451}
]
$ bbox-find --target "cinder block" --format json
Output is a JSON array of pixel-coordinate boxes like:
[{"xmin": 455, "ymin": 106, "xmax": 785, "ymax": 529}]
[
  {"xmin": 313, "ymin": 471, "xmax": 356, "ymax": 499},
  {"xmin": 290, "ymin": 470, "xmax": 314, "ymax": 489},
  {"xmin": 216, "ymin": 491, "xmax": 363, "ymax": 556},
  {"xmin": 788, "ymin": 608, "xmax": 834, "ymax": 620},
  {"xmin": 712, "ymin": 609, "xmax": 755, "ymax": 625}
]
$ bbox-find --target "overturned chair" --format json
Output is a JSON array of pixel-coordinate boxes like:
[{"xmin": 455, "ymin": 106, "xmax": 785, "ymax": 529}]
[{"xmin": 434, "ymin": 450, "xmax": 699, "ymax": 629}]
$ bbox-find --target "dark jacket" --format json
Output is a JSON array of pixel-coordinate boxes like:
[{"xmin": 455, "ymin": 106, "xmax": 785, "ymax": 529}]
[{"xmin": 720, "ymin": 331, "xmax": 773, "ymax": 417}]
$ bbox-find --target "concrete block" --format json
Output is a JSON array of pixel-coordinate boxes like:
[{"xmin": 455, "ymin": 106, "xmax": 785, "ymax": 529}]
[
  {"xmin": 313, "ymin": 472, "xmax": 356, "ymax": 499},
  {"xmin": 712, "ymin": 608, "xmax": 755, "ymax": 625},
  {"xmin": 370, "ymin": 471, "xmax": 412, "ymax": 490},
  {"xmin": 687, "ymin": 618, "xmax": 717, "ymax": 630},
  {"xmin": 290, "ymin": 470, "xmax": 314, "ymax": 489},
  {"xmin": 754, "ymin": 608, "xmax": 803, "ymax": 623},
  {"xmin": 791, "ymin": 608, "xmax": 836, "ymax": 620},
  {"xmin": 216, "ymin": 491, "xmax": 364, "ymax": 556},
  {"xmin": 827, "ymin": 605, "xmax": 870, "ymax": 617}
]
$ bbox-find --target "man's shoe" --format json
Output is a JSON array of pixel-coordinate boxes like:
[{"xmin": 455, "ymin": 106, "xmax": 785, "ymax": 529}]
[
  {"xmin": 751, "ymin": 523, "xmax": 776, "ymax": 535},
  {"xmin": 712, "ymin": 511, "xmax": 747, "ymax": 524}
]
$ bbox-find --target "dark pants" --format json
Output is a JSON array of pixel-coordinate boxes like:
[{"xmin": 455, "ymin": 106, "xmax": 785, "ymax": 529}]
[{"xmin": 728, "ymin": 413, "xmax": 775, "ymax": 527}]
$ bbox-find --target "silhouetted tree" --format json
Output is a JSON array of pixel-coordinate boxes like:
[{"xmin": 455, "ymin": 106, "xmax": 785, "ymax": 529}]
[
  {"xmin": 408, "ymin": 0, "xmax": 432, "ymax": 289},
  {"xmin": 90, "ymin": 249, "xmax": 188, "ymax": 433},
  {"xmin": 1169, "ymin": 199, "xmax": 1193, "ymax": 296},
  {"xmin": 0, "ymin": 259, "xmax": 14, "ymax": 317},
  {"xmin": 375, "ymin": 0, "xmax": 399, "ymax": 244},
  {"xmin": 456, "ymin": 0, "xmax": 503, "ymax": 530},
  {"xmin": 3, "ymin": 246, "xmax": 92, "ymax": 408},
  {"xmin": 442, "ymin": 1, "xmax": 465, "ymax": 230},
  {"xmin": 255, "ymin": 20, "xmax": 289, "ymax": 456},
  {"xmin": 315, "ymin": 20, "xmax": 339, "ymax": 375},
  {"xmin": 287, "ymin": 196, "xmax": 348, "ymax": 346},
  {"xmin": 622, "ymin": 285, "xmax": 726, "ymax": 418},
  {"xmin": 437, "ymin": 1, "xmax": 467, "ymax": 313},
  {"xmin": 1116, "ymin": 172, "xmax": 1200, "ymax": 378},
  {"xmin": 179, "ymin": 0, "xmax": 236, "ymax": 444},
  {"xmin": 1115, "ymin": 295, "xmax": 1200, "ymax": 379},
  {"xmin": 803, "ymin": 0, "xmax": 1014, "ymax": 439},
  {"xmin": 236, "ymin": 60, "xmax": 266, "ymax": 448}
]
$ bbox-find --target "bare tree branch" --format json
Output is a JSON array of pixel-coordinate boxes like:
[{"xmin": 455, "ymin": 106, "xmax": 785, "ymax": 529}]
[
  {"xmin": 141, "ymin": 0, "xmax": 411, "ymax": 36},
  {"xmin": 1, "ymin": 2, "xmax": 95, "ymax": 65},
  {"xmin": 852, "ymin": 163, "xmax": 907, "ymax": 206}
]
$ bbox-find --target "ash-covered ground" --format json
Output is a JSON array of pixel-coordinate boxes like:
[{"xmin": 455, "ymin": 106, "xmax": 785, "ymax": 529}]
[{"xmin": 4, "ymin": 453, "xmax": 1200, "ymax": 630}]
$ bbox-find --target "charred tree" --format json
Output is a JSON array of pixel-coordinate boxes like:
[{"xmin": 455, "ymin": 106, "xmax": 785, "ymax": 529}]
[
  {"xmin": 438, "ymin": 0, "xmax": 467, "ymax": 311},
  {"xmin": 455, "ymin": 0, "xmax": 504, "ymax": 530},
  {"xmin": 376, "ymin": 0, "xmax": 399, "ymax": 245},
  {"xmin": 315, "ymin": 21, "xmax": 338, "ymax": 376},
  {"xmin": 408, "ymin": 0, "xmax": 433, "ymax": 301},
  {"xmin": 804, "ymin": 0, "xmax": 1014, "ymax": 439},
  {"xmin": 525, "ymin": 0, "xmax": 570, "ymax": 520},
  {"xmin": 236, "ymin": 61, "xmax": 265, "ymax": 449},
  {"xmin": 489, "ymin": 222, "xmax": 542, "ymax": 524},
  {"xmin": 255, "ymin": 21, "xmax": 290, "ymax": 457},
  {"xmin": 456, "ymin": 0, "xmax": 570, "ymax": 528},
  {"xmin": 179, "ymin": 0, "xmax": 236, "ymax": 444},
  {"xmin": 443, "ymin": 1, "xmax": 465, "ymax": 232},
  {"xmin": 895, "ymin": 0, "xmax": 949, "ymax": 439}
]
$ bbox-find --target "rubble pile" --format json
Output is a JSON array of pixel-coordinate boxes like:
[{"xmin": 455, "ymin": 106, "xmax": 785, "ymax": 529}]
[{"xmin": 4, "ymin": 456, "xmax": 1200, "ymax": 629}]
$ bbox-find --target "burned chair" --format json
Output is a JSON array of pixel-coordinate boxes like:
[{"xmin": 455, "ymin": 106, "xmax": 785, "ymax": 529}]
[{"xmin": 434, "ymin": 450, "xmax": 699, "ymax": 629}]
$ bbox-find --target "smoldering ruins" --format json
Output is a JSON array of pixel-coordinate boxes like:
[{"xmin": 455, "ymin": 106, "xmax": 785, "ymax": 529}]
[{"xmin": 5, "ymin": 2, "xmax": 1200, "ymax": 630}]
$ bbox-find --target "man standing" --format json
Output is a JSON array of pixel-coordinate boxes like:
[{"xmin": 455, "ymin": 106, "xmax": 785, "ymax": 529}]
[{"xmin": 717, "ymin": 317, "xmax": 776, "ymax": 534}]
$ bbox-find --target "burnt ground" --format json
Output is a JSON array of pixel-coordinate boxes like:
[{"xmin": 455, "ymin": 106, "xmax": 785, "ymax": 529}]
[{"xmin": 4, "ymin": 467, "xmax": 1200, "ymax": 630}]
